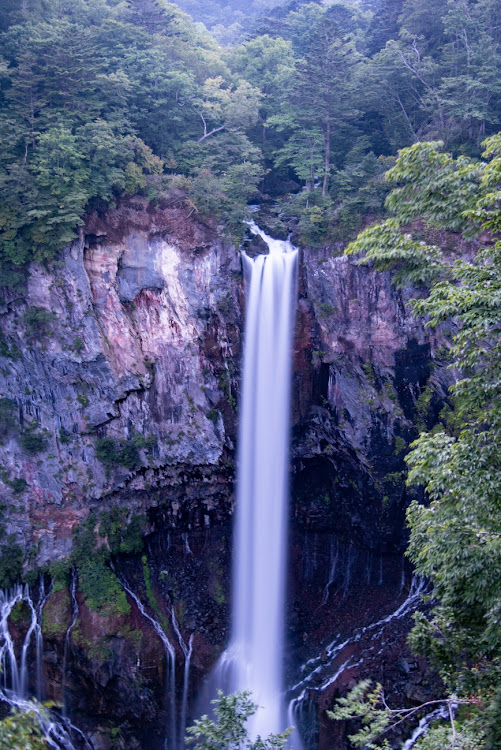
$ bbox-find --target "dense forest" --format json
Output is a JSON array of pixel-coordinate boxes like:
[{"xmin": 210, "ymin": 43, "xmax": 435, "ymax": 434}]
[
  {"xmin": 0, "ymin": 0, "xmax": 500, "ymax": 749},
  {"xmin": 1, "ymin": 0, "xmax": 500, "ymax": 289}
]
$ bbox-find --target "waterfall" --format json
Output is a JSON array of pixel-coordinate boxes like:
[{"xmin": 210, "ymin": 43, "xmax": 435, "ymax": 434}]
[
  {"xmin": 287, "ymin": 576, "xmax": 428, "ymax": 741},
  {"xmin": 63, "ymin": 569, "xmax": 79, "ymax": 717},
  {"xmin": 217, "ymin": 222, "xmax": 298, "ymax": 739},
  {"xmin": 118, "ymin": 573, "xmax": 177, "ymax": 748},
  {"xmin": 171, "ymin": 606, "xmax": 194, "ymax": 748},
  {"xmin": 321, "ymin": 537, "xmax": 339, "ymax": 607},
  {"xmin": 0, "ymin": 581, "xmax": 91, "ymax": 750},
  {"xmin": 35, "ymin": 577, "xmax": 52, "ymax": 701}
]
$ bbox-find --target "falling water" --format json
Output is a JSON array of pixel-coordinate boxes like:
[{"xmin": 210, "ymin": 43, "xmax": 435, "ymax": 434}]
[
  {"xmin": 321, "ymin": 537, "xmax": 339, "ymax": 607},
  {"xmin": 217, "ymin": 222, "xmax": 298, "ymax": 738},
  {"xmin": 35, "ymin": 577, "xmax": 52, "ymax": 701},
  {"xmin": 118, "ymin": 573, "xmax": 177, "ymax": 748},
  {"xmin": 0, "ymin": 582, "xmax": 90, "ymax": 749},
  {"xmin": 287, "ymin": 576, "xmax": 429, "ymax": 743},
  {"xmin": 171, "ymin": 607, "xmax": 194, "ymax": 748},
  {"xmin": 63, "ymin": 569, "xmax": 79, "ymax": 717}
]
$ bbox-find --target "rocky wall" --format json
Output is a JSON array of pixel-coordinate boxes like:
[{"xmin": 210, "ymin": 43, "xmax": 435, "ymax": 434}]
[{"xmin": 0, "ymin": 205, "xmax": 453, "ymax": 748}]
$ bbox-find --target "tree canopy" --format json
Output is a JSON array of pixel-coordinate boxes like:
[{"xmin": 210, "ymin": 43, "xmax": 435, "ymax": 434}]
[{"xmin": 1, "ymin": 0, "xmax": 501, "ymax": 288}]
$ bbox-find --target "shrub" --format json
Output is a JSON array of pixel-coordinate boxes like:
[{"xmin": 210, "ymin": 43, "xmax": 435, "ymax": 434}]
[
  {"xmin": 21, "ymin": 431, "xmax": 47, "ymax": 455},
  {"xmin": 8, "ymin": 478, "xmax": 27, "ymax": 495},
  {"xmin": 99, "ymin": 509, "xmax": 145, "ymax": 556},
  {"xmin": 77, "ymin": 558, "xmax": 130, "ymax": 616},
  {"xmin": 0, "ymin": 707, "xmax": 47, "ymax": 749},
  {"xmin": 59, "ymin": 427, "xmax": 71, "ymax": 444},
  {"xmin": 0, "ymin": 398, "xmax": 17, "ymax": 437},
  {"xmin": 71, "ymin": 515, "xmax": 130, "ymax": 617},
  {"xmin": 0, "ymin": 540, "xmax": 23, "ymax": 588},
  {"xmin": 23, "ymin": 307, "xmax": 57, "ymax": 338},
  {"xmin": 95, "ymin": 437, "xmax": 141, "ymax": 470},
  {"xmin": 73, "ymin": 336, "xmax": 84, "ymax": 353}
]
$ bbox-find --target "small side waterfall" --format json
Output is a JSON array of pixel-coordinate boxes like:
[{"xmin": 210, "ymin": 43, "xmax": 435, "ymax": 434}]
[
  {"xmin": 216, "ymin": 222, "xmax": 298, "ymax": 738},
  {"xmin": 35, "ymin": 576, "xmax": 52, "ymax": 702},
  {"xmin": 171, "ymin": 607, "xmax": 194, "ymax": 748},
  {"xmin": 287, "ymin": 576, "xmax": 428, "ymax": 744},
  {"xmin": 0, "ymin": 581, "xmax": 91, "ymax": 750},
  {"xmin": 63, "ymin": 569, "xmax": 79, "ymax": 717},
  {"xmin": 118, "ymin": 574, "xmax": 177, "ymax": 748}
]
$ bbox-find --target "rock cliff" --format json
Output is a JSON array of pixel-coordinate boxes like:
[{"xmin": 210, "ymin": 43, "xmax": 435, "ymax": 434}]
[
  {"xmin": 0, "ymin": 198, "xmax": 242, "ymax": 564},
  {"xmin": 0, "ymin": 203, "xmax": 451, "ymax": 748}
]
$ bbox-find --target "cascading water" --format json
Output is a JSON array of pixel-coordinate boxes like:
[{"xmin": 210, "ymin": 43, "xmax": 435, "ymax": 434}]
[
  {"xmin": 287, "ymin": 576, "xmax": 429, "ymax": 745},
  {"xmin": 117, "ymin": 572, "xmax": 177, "ymax": 748},
  {"xmin": 216, "ymin": 221, "xmax": 298, "ymax": 739},
  {"xmin": 0, "ymin": 581, "xmax": 91, "ymax": 750},
  {"xmin": 171, "ymin": 606, "xmax": 194, "ymax": 748},
  {"xmin": 63, "ymin": 569, "xmax": 79, "ymax": 717}
]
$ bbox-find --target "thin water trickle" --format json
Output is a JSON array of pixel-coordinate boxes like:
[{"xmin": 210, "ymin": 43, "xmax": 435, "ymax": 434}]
[
  {"xmin": 118, "ymin": 573, "xmax": 177, "ymax": 748},
  {"xmin": 214, "ymin": 221, "xmax": 298, "ymax": 739},
  {"xmin": 63, "ymin": 569, "xmax": 79, "ymax": 717}
]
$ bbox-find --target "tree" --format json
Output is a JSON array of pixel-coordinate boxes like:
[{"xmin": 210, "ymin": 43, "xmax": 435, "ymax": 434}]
[
  {"xmin": 186, "ymin": 691, "xmax": 291, "ymax": 749},
  {"xmin": 330, "ymin": 135, "xmax": 501, "ymax": 749},
  {"xmin": 271, "ymin": 11, "xmax": 361, "ymax": 195},
  {"xmin": 231, "ymin": 34, "xmax": 296, "ymax": 141},
  {"xmin": 0, "ymin": 707, "xmax": 47, "ymax": 750}
]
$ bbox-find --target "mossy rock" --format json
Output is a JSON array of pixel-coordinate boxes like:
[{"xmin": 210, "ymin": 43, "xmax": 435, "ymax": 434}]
[{"xmin": 42, "ymin": 589, "xmax": 71, "ymax": 640}]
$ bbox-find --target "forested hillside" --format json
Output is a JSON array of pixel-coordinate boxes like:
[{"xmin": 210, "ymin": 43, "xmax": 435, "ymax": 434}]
[{"xmin": 1, "ymin": 0, "xmax": 500, "ymax": 288}]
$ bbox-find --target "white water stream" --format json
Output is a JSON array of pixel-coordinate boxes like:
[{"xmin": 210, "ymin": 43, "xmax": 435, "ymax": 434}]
[
  {"xmin": 117, "ymin": 573, "xmax": 177, "ymax": 748},
  {"xmin": 0, "ymin": 581, "xmax": 92, "ymax": 749},
  {"xmin": 216, "ymin": 222, "xmax": 298, "ymax": 738}
]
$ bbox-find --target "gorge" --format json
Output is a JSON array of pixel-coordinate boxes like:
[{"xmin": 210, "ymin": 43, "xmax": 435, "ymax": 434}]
[
  {"xmin": 0, "ymin": 199, "xmax": 452, "ymax": 749},
  {"xmin": 0, "ymin": 0, "xmax": 499, "ymax": 746}
]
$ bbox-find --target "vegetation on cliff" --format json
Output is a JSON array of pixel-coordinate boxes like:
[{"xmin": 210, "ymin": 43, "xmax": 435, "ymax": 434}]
[{"xmin": 330, "ymin": 136, "xmax": 501, "ymax": 749}]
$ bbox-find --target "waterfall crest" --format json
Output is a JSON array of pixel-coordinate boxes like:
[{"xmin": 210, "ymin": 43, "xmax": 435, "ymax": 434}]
[{"xmin": 217, "ymin": 222, "xmax": 298, "ymax": 738}]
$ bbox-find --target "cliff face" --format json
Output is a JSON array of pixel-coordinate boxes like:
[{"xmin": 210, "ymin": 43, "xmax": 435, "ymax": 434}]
[
  {"xmin": 0, "ymin": 205, "xmax": 450, "ymax": 748},
  {"xmin": 0, "ymin": 198, "xmax": 242, "ymax": 563}
]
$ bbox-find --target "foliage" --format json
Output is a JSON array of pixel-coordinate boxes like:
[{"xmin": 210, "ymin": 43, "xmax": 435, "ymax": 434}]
[
  {"xmin": 70, "ymin": 514, "xmax": 130, "ymax": 617},
  {"xmin": 328, "ymin": 680, "xmax": 478, "ymax": 750},
  {"xmin": 95, "ymin": 436, "xmax": 141, "ymax": 471},
  {"xmin": 0, "ymin": 0, "xmax": 499, "ymax": 262},
  {"xmin": 20, "ymin": 430, "xmax": 47, "ymax": 455},
  {"xmin": 333, "ymin": 134, "xmax": 501, "ymax": 748},
  {"xmin": 0, "ymin": 707, "xmax": 47, "ymax": 749},
  {"xmin": 22, "ymin": 308, "xmax": 57, "ymax": 339},
  {"xmin": 7, "ymin": 477, "xmax": 27, "ymax": 494},
  {"xmin": 49, "ymin": 560, "xmax": 70, "ymax": 593},
  {"xmin": 0, "ymin": 397, "xmax": 17, "ymax": 438},
  {"xmin": 76, "ymin": 558, "xmax": 130, "ymax": 616},
  {"xmin": 0, "ymin": 538, "xmax": 23, "ymax": 588},
  {"xmin": 99, "ymin": 508, "xmax": 145, "ymax": 556},
  {"xmin": 186, "ymin": 690, "xmax": 292, "ymax": 749}
]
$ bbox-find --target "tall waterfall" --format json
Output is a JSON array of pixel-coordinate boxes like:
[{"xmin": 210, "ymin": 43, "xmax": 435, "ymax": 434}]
[{"xmin": 218, "ymin": 222, "xmax": 298, "ymax": 738}]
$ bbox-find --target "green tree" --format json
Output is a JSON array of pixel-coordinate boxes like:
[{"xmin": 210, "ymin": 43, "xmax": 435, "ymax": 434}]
[
  {"xmin": 186, "ymin": 691, "xmax": 292, "ymax": 749},
  {"xmin": 332, "ymin": 135, "xmax": 501, "ymax": 749},
  {"xmin": 271, "ymin": 11, "xmax": 361, "ymax": 196},
  {"xmin": 0, "ymin": 707, "xmax": 47, "ymax": 750}
]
